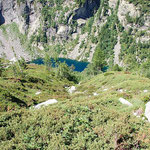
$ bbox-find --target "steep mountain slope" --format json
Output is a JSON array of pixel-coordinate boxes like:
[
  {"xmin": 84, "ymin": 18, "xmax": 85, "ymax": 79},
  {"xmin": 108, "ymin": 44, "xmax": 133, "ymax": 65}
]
[{"xmin": 0, "ymin": 0, "xmax": 149, "ymax": 69}]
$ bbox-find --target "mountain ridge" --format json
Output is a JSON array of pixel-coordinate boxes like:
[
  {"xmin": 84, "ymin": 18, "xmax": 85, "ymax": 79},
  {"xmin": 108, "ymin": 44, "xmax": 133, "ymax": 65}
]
[{"xmin": 0, "ymin": 0, "xmax": 149, "ymax": 70}]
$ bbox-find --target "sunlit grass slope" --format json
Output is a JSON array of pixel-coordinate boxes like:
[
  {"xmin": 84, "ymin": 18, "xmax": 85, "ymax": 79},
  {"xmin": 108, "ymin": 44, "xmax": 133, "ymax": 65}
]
[
  {"xmin": 1, "ymin": 71, "xmax": 150, "ymax": 149},
  {"xmin": 0, "ymin": 64, "xmax": 72, "ymax": 112}
]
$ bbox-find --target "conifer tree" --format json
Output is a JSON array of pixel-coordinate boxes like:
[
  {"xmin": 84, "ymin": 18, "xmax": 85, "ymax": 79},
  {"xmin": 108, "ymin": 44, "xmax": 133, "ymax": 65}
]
[
  {"xmin": 92, "ymin": 46, "xmax": 106, "ymax": 71},
  {"xmin": 44, "ymin": 53, "xmax": 51, "ymax": 71}
]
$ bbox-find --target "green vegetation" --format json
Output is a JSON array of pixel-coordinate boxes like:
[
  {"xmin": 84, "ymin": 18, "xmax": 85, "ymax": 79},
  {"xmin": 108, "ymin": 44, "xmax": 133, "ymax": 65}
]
[
  {"xmin": 44, "ymin": 53, "xmax": 52, "ymax": 71},
  {"xmin": 0, "ymin": 62, "xmax": 75, "ymax": 112},
  {"xmin": 0, "ymin": 25, "xmax": 8, "ymax": 38},
  {"xmin": 92, "ymin": 45, "xmax": 106, "ymax": 73},
  {"xmin": 127, "ymin": 0, "xmax": 150, "ymax": 13},
  {"xmin": 142, "ymin": 95, "xmax": 150, "ymax": 103},
  {"xmin": 39, "ymin": 0, "xmax": 69, "ymax": 28},
  {"xmin": 92, "ymin": 3, "xmax": 119, "ymax": 69},
  {"xmin": 74, "ymin": 0, "xmax": 86, "ymax": 6},
  {"xmin": 112, "ymin": 64, "xmax": 123, "ymax": 71},
  {"xmin": 120, "ymin": 30, "xmax": 150, "ymax": 71},
  {"xmin": 0, "ymin": 58, "xmax": 7, "ymax": 77},
  {"xmin": 1, "ymin": 70, "xmax": 150, "ymax": 149},
  {"xmin": 0, "ymin": 0, "xmax": 150, "ymax": 148}
]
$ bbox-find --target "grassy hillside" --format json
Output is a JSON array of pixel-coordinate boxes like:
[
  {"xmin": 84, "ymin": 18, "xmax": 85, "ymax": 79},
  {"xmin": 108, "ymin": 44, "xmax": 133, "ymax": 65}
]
[
  {"xmin": 0, "ymin": 63, "xmax": 74, "ymax": 112},
  {"xmin": 1, "ymin": 69, "xmax": 150, "ymax": 149}
]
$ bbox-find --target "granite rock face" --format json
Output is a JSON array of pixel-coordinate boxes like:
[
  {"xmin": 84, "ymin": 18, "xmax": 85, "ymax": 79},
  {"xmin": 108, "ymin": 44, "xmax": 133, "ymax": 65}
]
[
  {"xmin": 0, "ymin": 0, "xmax": 41, "ymax": 33},
  {"xmin": 0, "ymin": 0, "xmax": 149, "ymax": 63},
  {"xmin": 0, "ymin": 0, "xmax": 41, "ymax": 60},
  {"xmin": 117, "ymin": 0, "xmax": 140, "ymax": 30}
]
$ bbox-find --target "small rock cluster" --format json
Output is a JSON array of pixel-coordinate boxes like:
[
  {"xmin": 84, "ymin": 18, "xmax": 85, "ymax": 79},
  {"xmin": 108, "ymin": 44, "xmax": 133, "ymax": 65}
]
[{"xmin": 68, "ymin": 86, "xmax": 76, "ymax": 94}]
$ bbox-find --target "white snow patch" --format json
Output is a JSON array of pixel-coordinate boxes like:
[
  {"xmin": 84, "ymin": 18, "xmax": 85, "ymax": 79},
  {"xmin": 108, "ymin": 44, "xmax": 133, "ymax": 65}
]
[
  {"xmin": 35, "ymin": 91, "xmax": 41, "ymax": 95},
  {"xmin": 33, "ymin": 99, "xmax": 58, "ymax": 109},
  {"xmin": 144, "ymin": 90, "xmax": 148, "ymax": 93},
  {"xmin": 68, "ymin": 86, "xmax": 76, "ymax": 94},
  {"xmin": 119, "ymin": 98, "xmax": 133, "ymax": 107},
  {"xmin": 145, "ymin": 102, "xmax": 150, "ymax": 122}
]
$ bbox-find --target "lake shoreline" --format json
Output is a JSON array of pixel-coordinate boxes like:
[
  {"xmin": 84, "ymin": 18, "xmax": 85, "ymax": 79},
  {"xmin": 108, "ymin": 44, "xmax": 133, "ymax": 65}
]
[{"xmin": 29, "ymin": 57, "xmax": 89, "ymax": 72}]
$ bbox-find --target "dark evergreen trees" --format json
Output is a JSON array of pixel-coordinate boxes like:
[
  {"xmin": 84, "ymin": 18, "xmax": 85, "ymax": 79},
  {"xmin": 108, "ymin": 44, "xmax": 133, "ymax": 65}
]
[{"xmin": 93, "ymin": 46, "xmax": 106, "ymax": 69}]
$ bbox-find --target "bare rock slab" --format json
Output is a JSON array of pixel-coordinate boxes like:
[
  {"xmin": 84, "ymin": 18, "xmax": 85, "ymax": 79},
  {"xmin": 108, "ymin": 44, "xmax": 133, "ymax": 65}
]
[
  {"xmin": 33, "ymin": 99, "xmax": 58, "ymax": 109},
  {"xmin": 145, "ymin": 102, "xmax": 150, "ymax": 122},
  {"xmin": 119, "ymin": 98, "xmax": 133, "ymax": 107}
]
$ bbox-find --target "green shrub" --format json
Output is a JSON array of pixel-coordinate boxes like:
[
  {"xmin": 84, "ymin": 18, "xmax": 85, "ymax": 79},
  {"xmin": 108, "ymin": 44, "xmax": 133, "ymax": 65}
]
[
  {"xmin": 56, "ymin": 62, "xmax": 78, "ymax": 83},
  {"xmin": 142, "ymin": 95, "xmax": 150, "ymax": 103},
  {"xmin": 92, "ymin": 45, "xmax": 107, "ymax": 72},
  {"xmin": 18, "ymin": 57, "xmax": 27, "ymax": 70},
  {"xmin": 104, "ymin": 72, "xmax": 114, "ymax": 76},
  {"xmin": 0, "ymin": 58, "xmax": 5, "ymax": 77},
  {"xmin": 112, "ymin": 64, "xmax": 123, "ymax": 71},
  {"xmin": 44, "ymin": 53, "xmax": 52, "ymax": 71}
]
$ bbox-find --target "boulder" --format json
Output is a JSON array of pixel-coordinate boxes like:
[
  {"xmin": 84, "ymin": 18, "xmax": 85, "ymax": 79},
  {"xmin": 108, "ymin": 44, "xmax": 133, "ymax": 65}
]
[
  {"xmin": 145, "ymin": 102, "xmax": 150, "ymax": 122},
  {"xmin": 57, "ymin": 25, "xmax": 69, "ymax": 35},
  {"xmin": 119, "ymin": 98, "xmax": 133, "ymax": 106},
  {"xmin": 77, "ymin": 19, "xmax": 86, "ymax": 27},
  {"xmin": 93, "ymin": 92, "xmax": 98, "ymax": 96},
  {"xmin": 68, "ymin": 86, "xmax": 76, "ymax": 94},
  {"xmin": 103, "ymin": 89, "xmax": 108, "ymax": 91},
  {"xmin": 35, "ymin": 91, "xmax": 41, "ymax": 95},
  {"xmin": 33, "ymin": 99, "xmax": 58, "ymax": 109},
  {"xmin": 144, "ymin": 90, "xmax": 148, "ymax": 93}
]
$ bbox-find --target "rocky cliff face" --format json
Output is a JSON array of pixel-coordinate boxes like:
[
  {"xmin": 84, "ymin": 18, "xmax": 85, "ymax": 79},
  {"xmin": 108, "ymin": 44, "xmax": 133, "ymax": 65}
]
[
  {"xmin": 0, "ymin": 0, "xmax": 42, "ymax": 60},
  {"xmin": 0, "ymin": 0, "xmax": 41, "ymax": 33},
  {"xmin": 0, "ymin": 0, "xmax": 149, "ymax": 69}
]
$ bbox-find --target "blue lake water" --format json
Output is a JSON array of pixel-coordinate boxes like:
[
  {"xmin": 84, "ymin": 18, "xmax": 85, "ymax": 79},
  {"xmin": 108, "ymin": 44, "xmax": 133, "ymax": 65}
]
[{"xmin": 31, "ymin": 58, "xmax": 89, "ymax": 72}]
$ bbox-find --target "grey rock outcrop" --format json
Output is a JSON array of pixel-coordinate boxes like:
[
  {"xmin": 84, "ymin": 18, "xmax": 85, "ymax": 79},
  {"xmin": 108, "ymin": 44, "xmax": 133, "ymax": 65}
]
[
  {"xmin": 57, "ymin": 25, "xmax": 70, "ymax": 39},
  {"xmin": 0, "ymin": 0, "xmax": 41, "ymax": 33},
  {"xmin": 145, "ymin": 102, "xmax": 150, "ymax": 122},
  {"xmin": 0, "ymin": 0, "xmax": 41, "ymax": 60},
  {"xmin": 0, "ymin": 28, "xmax": 31, "ymax": 61},
  {"xmin": 0, "ymin": 0, "xmax": 149, "ymax": 63},
  {"xmin": 118, "ymin": 0, "xmax": 140, "ymax": 30},
  {"xmin": 109, "ymin": 0, "xmax": 118, "ymax": 9}
]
